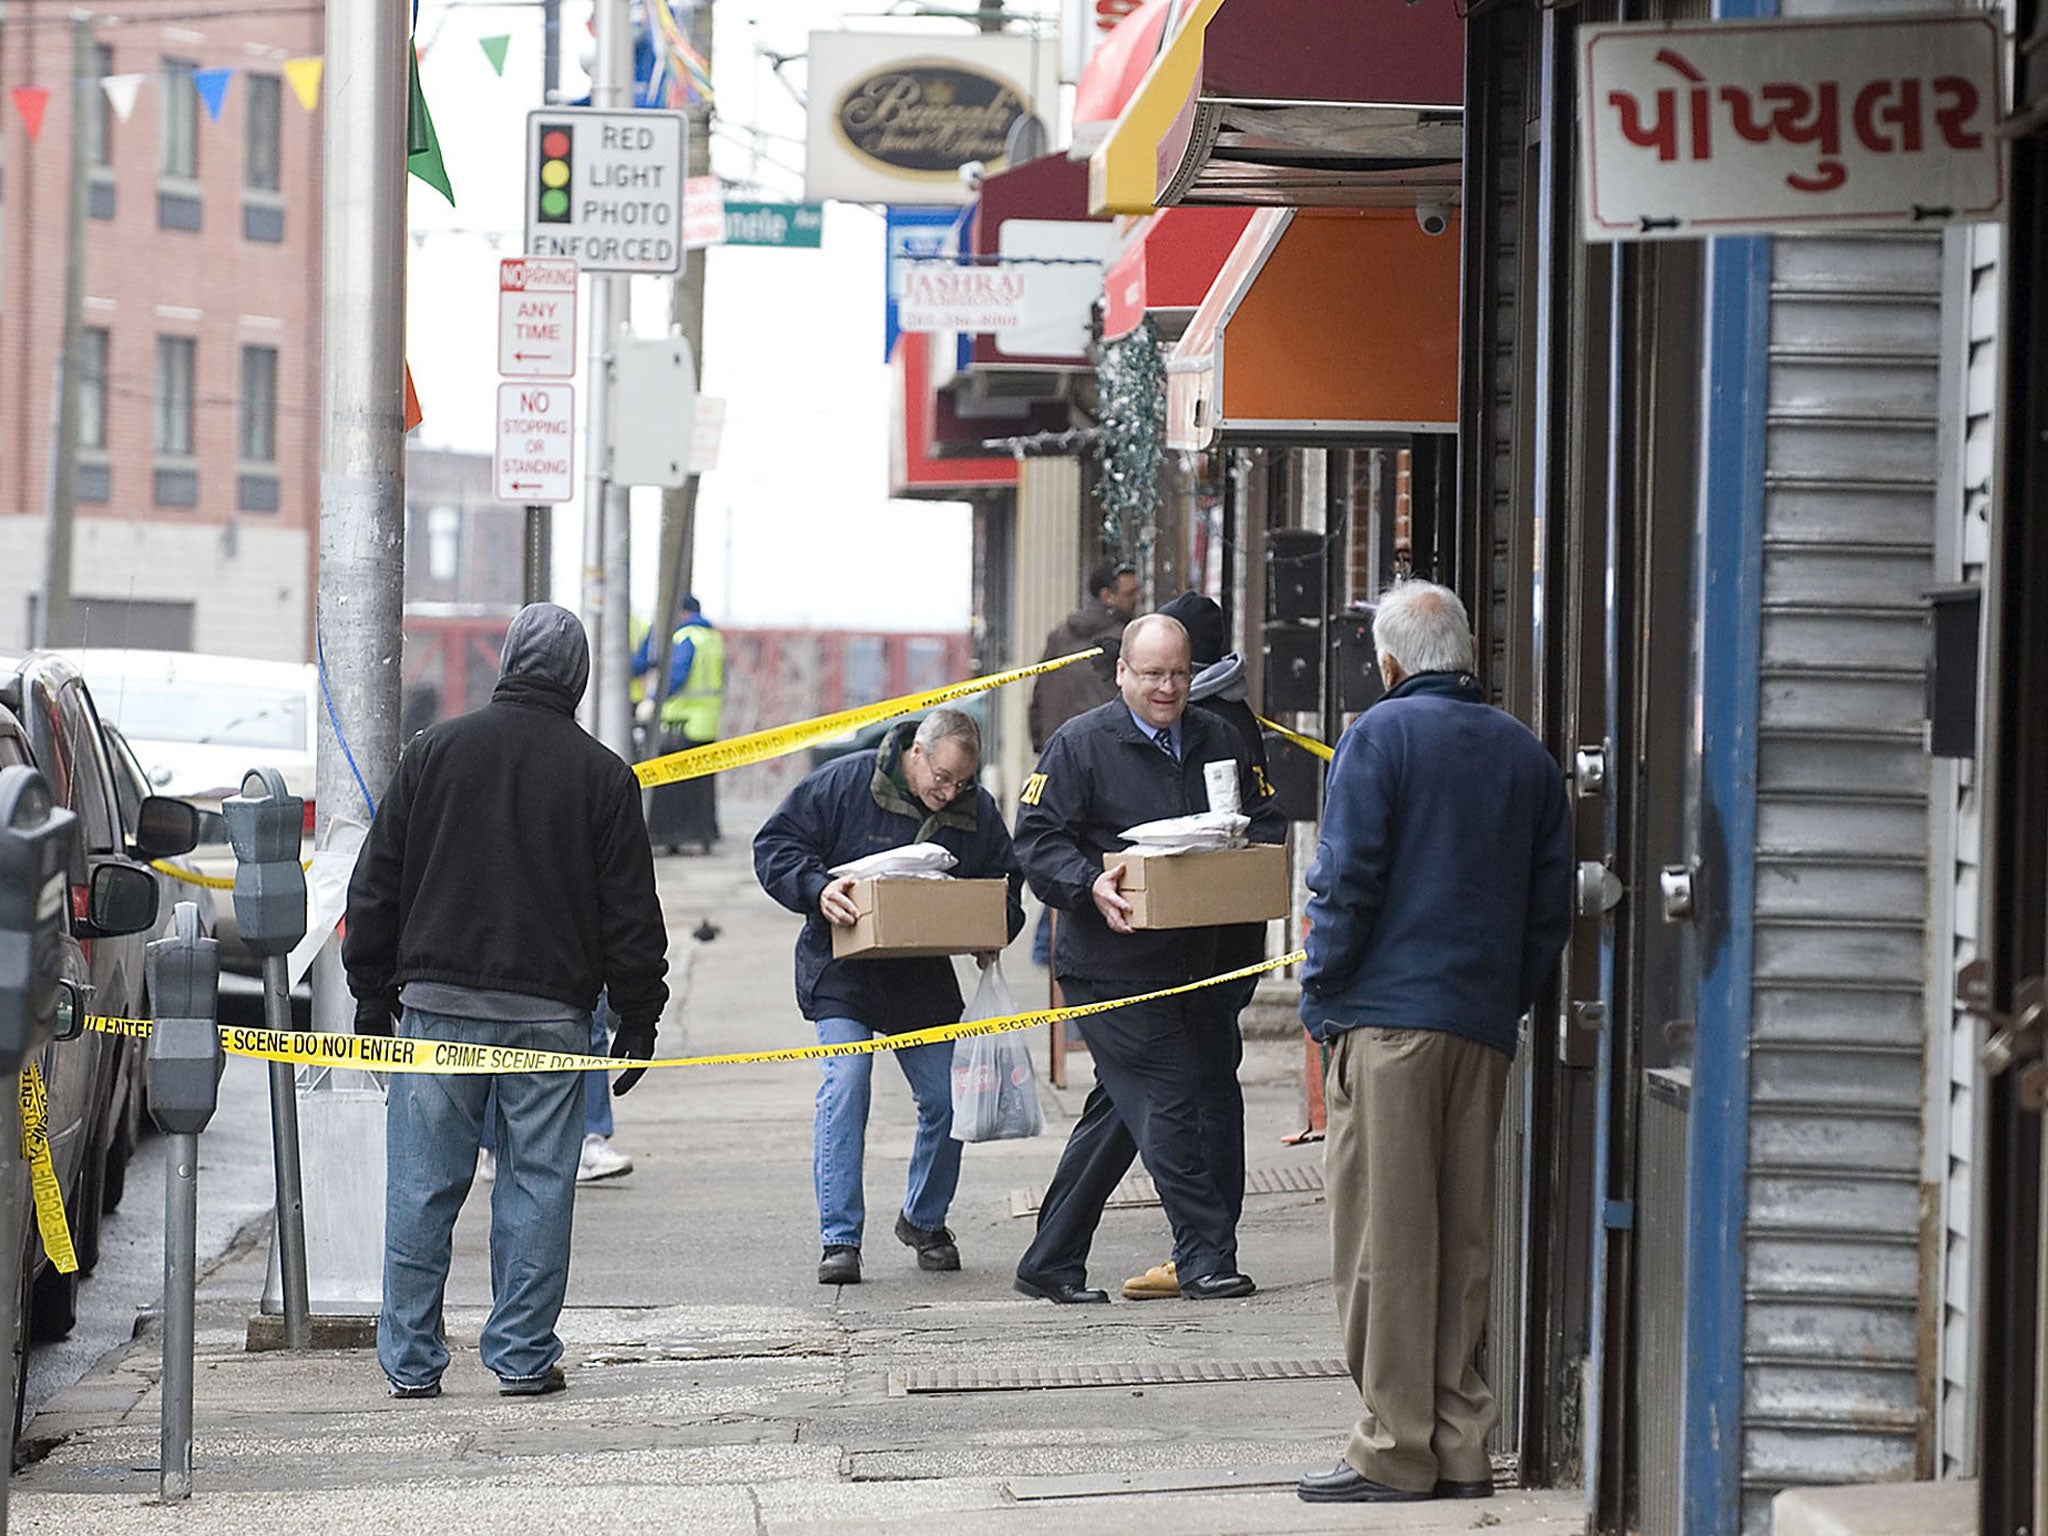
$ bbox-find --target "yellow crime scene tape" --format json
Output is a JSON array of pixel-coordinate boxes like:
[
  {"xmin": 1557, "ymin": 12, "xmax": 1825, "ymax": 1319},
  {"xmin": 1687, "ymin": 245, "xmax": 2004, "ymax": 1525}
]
[
  {"xmin": 82, "ymin": 950, "xmax": 1307, "ymax": 1077},
  {"xmin": 151, "ymin": 858, "xmax": 312, "ymax": 891},
  {"xmin": 19, "ymin": 1065, "xmax": 78, "ymax": 1275},
  {"xmin": 1257, "ymin": 715, "xmax": 1336, "ymax": 763},
  {"xmin": 633, "ymin": 646, "xmax": 1106, "ymax": 789}
]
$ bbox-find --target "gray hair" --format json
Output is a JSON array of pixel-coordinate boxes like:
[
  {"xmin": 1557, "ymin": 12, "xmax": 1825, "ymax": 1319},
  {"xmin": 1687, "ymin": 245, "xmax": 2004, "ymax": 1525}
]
[
  {"xmin": 1372, "ymin": 580, "xmax": 1475, "ymax": 676},
  {"xmin": 1118, "ymin": 612, "xmax": 1188, "ymax": 661},
  {"xmin": 914, "ymin": 707, "xmax": 981, "ymax": 757}
]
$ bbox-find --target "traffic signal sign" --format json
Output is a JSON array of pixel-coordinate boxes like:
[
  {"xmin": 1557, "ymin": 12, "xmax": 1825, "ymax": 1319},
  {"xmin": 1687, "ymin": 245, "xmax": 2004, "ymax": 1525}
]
[{"xmin": 536, "ymin": 123, "xmax": 573, "ymax": 223}]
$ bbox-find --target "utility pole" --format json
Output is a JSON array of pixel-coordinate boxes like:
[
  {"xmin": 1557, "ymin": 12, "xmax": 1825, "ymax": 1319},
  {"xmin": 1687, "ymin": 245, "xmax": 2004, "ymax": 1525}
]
[
  {"xmin": 583, "ymin": 0, "xmax": 634, "ymax": 756},
  {"xmin": 315, "ymin": 0, "xmax": 408, "ymax": 836},
  {"xmin": 650, "ymin": 0, "xmax": 713, "ymax": 707},
  {"xmin": 37, "ymin": 17, "xmax": 91, "ymax": 649}
]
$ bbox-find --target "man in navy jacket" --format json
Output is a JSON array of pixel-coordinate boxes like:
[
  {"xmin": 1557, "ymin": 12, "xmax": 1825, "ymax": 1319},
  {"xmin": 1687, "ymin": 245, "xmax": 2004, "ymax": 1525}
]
[
  {"xmin": 754, "ymin": 708, "xmax": 1023, "ymax": 1286},
  {"xmin": 1296, "ymin": 580, "xmax": 1572, "ymax": 1506}
]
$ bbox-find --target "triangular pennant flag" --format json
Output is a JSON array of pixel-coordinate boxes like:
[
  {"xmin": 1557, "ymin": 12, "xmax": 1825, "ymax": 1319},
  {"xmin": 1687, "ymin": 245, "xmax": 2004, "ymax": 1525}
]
[
  {"xmin": 11, "ymin": 86, "xmax": 50, "ymax": 141},
  {"xmin": 479, "ymin": 35, "xmax": 510, "ymax": 77},
  {"xmin": 283, "ymin": 56, "xmax": 323, "ymax": 112},
  {"xmin": 193, "ymin": 67, "xmax": 231, "ymax": 122},
  {"xmin": 100, "ymin": 73, "xmax": 144, "ymax": 124},
  {"xmin": 405, "ymin": 49, "xmax": 454, "ymax": 206},
  {"xmin": 403, "ymin": 363, "xmax": 423, "ymax": 434}
]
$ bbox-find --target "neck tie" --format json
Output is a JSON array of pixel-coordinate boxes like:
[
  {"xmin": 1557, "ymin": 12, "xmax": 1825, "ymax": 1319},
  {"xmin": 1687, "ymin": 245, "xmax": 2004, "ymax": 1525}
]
[{"xmin": 1154, "ymin": 726, "xmax": 1177, "ymax": 763}]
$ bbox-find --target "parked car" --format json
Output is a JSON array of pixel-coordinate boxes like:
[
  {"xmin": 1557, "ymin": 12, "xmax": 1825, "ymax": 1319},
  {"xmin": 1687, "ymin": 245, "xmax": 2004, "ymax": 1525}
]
[
  {"xmin": 60, "ymin": 649, "xmax": 316, "ymax": 973},
  {"xmin": 0, "ymin": 651, "xmax": 197, "ymax": 1430}
]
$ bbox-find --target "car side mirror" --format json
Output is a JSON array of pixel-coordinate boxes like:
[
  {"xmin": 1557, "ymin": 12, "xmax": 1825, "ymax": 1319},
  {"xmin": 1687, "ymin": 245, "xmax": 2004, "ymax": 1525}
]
[
  {"xmin": 80, "ymin": 861, "xmax": 159, "ymax": 939},
  {"xmin": 133, "ymin": 796, "xmax": 202, "ymax": 859},
  {"xmin": 51, "ymin": 978, "xmax": 84, "ymax": 1043}
]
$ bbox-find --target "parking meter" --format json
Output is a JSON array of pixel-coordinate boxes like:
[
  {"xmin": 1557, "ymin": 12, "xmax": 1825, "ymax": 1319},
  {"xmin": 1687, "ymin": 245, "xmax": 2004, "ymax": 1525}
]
[
  {"xmin": 0, "ymin": 764, "xmax": 79, "ymax": 1075},
  {"xmin": 222, "ymin": 766, "xmax": 306, "ymax": 956},
  {"xmin": 146, "ymin": 902, "xmax": 221, "ymax": 1135}
]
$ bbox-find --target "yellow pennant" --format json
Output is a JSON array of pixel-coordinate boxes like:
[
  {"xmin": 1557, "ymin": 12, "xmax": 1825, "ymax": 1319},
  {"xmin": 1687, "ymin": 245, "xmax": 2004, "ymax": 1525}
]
[{"xmin": 282, "ymin": 56, "xmax": 323, "ymax": 112}]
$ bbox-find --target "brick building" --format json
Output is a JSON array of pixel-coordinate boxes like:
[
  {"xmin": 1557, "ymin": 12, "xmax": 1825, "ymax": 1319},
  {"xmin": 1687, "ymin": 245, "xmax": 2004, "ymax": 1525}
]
[{"xmin": 0, "ymin": 7, "xmax": 324, "ymax": 659}]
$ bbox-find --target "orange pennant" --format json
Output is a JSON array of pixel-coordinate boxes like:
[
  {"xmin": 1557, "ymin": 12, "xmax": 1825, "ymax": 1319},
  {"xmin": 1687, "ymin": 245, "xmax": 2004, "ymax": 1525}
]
[
  {"xmin": 11, "ymin": 86, "xmax": 50, "ymax": 141},
  {"xmin": 403, "ymin": 363, "xmax": 423, "ymax": 433}
]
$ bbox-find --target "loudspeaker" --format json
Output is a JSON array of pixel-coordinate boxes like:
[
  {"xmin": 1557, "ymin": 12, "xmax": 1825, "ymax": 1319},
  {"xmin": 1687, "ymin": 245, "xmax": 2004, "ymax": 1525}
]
[
  {"xmin": 1334, "ymin": 609, "xmax": 1383, "ymax": 714},
  {"xmin": 1263, "ymin": 622, "xmax": 1321, "ymax": 715},
  {"xmin": 1263, "ymin": 728, "xmax": 1323, "ymax": 822},
  {"xmin": 1265, "ymin": 529, "xmax": 1325, "ymax": 622}
]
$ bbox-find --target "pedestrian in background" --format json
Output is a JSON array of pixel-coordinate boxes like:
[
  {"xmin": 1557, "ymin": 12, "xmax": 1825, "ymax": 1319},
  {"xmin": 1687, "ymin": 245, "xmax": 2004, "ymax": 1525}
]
[
  {"xmin": 634, "ymin": 594, "xmax": 724, "ymax": 854},
  {"xmin": 1295, "ymin": 580, "xmax": 1572, "ymax": 1504},
  {"xmin": 1012, "ymin": 613, "xmax": 1284, "ymax": 1305},
  {"xmin": 1025, "ymin": 559, "xmax": 1140, "ymax": 965},
  {"xmin": 754, "ymin": 707, "xmax": 1025, "ymax": 1286},
  {"xmin": 346, "ymin": 602, "xmax": 669, "ymax": 1401}
]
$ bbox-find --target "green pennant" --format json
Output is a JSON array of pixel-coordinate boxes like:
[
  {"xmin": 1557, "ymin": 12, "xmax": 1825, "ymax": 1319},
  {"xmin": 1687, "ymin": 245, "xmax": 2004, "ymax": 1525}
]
[
  {"xmin": 406, "ymin": 49, "xmax": 455, "ymax": 207},
  {"xmin": 479, "ymin": 35, "xmax": 510, "ymax": 77}
]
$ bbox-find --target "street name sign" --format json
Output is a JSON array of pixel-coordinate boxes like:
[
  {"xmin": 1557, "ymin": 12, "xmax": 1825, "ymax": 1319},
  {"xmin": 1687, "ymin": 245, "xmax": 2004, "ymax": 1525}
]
[
  {"xmin": 525, "ymin": 108, "xmax": 687, "ymax": 273},
  {"xmin": 1580, "ymin": 14, "xmax": 2004, "ymax": 241},
  {"xmin": 724, "ymin": 202, "xmax": 824, "ymax": 249},
  {"xmin": 495, "ymin": 382, "xmax": 575, "ymax": 504},
  {"xmin": 497, "ymin": 258, "xmax": 577, "ymax": 378}
]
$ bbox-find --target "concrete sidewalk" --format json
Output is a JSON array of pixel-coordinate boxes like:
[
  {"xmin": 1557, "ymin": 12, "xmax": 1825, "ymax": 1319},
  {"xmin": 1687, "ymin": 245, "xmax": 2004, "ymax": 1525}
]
[{"xmin": 11, "ymin": 815, "xmax": 1581, "ymax": 1534}]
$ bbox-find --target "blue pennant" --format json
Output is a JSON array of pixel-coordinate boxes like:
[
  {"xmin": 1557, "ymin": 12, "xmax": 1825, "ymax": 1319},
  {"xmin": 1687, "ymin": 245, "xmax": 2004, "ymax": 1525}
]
[{"xmin": 193, "ymin": 67, "xmax": 231, "ymax": 122}]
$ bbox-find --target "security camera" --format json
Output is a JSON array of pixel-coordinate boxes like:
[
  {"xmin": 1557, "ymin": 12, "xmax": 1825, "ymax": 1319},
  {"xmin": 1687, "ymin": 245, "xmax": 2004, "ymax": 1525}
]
[
  {"xmin": 1415, "ymin": 201, "xmax": 1450, "ymax": 237},
  {"xmin": 958, "ymin": 160, "xmax": 987, "ymax": 191}
]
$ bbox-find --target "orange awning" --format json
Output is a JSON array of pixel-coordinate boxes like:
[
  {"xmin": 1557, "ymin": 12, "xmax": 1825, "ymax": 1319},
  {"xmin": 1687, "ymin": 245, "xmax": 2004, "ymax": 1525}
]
[{"xmin": 1166, "ymin": 208, "xmax": 1459, "ymax": 450}]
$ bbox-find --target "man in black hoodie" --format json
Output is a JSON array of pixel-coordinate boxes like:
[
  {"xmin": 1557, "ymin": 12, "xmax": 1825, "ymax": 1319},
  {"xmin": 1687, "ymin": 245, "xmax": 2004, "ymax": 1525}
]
[{"xmin": 346, "ymin": 602, "xmax": 669, "ymax": 1401}]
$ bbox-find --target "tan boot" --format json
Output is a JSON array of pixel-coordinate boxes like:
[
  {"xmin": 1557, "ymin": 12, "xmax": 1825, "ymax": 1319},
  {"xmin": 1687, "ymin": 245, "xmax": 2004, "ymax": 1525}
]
[{"xmin": 1122, "ymin": 1260, "xmax": 1179, "ymax": 1300}]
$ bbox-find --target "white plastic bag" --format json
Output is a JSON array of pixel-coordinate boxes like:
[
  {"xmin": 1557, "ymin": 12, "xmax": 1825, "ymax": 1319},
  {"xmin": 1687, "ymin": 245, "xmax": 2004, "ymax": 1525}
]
[
  {"xmin": 1115, "ymin": 810, "xmax": 1250, "ymax": 855},
  {"xmin": 949, "ymin": 960, "xmax": 1044, "ymax": 1143},
  {"xmin": 828, "ymin": 841, "xmax": 960, "ymax": 880}
]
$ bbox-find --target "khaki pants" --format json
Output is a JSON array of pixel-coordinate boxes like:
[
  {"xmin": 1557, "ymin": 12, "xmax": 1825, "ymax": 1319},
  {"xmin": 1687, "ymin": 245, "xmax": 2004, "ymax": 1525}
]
[{"xmin": 1324, "ymin": 1026, "xmax": 1511, "ymax": 1494}]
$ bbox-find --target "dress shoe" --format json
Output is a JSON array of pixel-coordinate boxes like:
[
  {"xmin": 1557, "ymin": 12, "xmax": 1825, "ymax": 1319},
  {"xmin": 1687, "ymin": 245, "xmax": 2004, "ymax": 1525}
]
[
  {"xmin": 894, "ymin": 1213, "xmax": 961, "ymax": 1272},
  {"xmin": 819, "ymin": 1245, "xmax": 862, "ymax": 1285},
  {"xmin": 1296, "ymin": 1463, "xmax": 1431, "ymax": 1503},
  {"xmin": 498, "ymin": 1364, "xmax": 567, "ymax": 1397},
  {"xmin": 1435, "ymin": 1477, "xmax": 1494, "ymax": 1499},
  {"xmin": 1012, "ymin": 1273, "xmax": 1109, "ymax": 1305},
  {"xmin": 387, "ymin": 1378, "xmax": 441, "ymax": 1400},
  {"xmin": 1122, "ymin": 1260, "xmax": 1178, "ymax": 1300},
  {"xmin": 1179, "ymin": 1271, "xmax": 1256, "ymax": 1301}
]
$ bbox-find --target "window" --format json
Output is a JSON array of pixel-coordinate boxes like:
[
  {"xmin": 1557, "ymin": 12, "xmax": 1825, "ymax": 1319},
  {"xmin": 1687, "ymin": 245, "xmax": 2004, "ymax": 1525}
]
[
  {"xmin": 159, "ymin": 57, "xmax": 197, "ymax": 179},
  {"xmin": 244, "ymin": 73, "xmax": 279, "ymax": 192},
  {"xmin": 79, "ymin": 328, "xmax": 108, "ymax": 451},
  {"xmin": 155, "ymin": 335, "xmax": 194, "ymax": 455},
  {"xmin": 239, "ymin": 344, "xmax": 276, "ymax": 461},
  {"xmin": 86, "ymin": 42, "xmax": 113, "ymax": 168}
]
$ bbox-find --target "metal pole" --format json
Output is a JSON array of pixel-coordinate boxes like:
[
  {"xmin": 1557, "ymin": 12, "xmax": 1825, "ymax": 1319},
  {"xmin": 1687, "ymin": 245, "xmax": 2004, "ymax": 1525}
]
[
  {"xmin": 316, "ymin": 0, "xmax": 408, "ymax": 844},
  {"xmin": 159, "ymin": 1129, "xmax": 199, "ymax": 1500},
  {"xmin": 523, "ymin": 503, "xmax": 552, "ymax": 605},
  {"xmin": 263, "ymin": 955, "xmax": 312, "ymax": 1348},
  {"xmin": 0, "ymin": 1081, "xmax": 23, "ymax": 1532},
  {"xmin": 37, "ymin": 16, "xmax": 92, "ymax": 649},
  {"xmin": 583, "ymin": 0, "xmax": 632, "ymax": 745}
]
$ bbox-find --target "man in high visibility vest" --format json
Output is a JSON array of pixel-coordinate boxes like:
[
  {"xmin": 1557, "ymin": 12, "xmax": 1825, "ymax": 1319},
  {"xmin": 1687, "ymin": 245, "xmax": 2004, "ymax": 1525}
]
[{"xmin": 633, "ymin": 594, "xmax": 724, "ymax": 853}]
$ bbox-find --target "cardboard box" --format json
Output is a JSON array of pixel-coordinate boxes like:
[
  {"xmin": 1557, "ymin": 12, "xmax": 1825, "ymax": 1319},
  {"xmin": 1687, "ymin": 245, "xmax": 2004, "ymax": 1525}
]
[
  {"xmin": 1106, "ymin": 843, "xmax": 1290, "ymax": 930},
  {"xmin": 830, "ymin": 877, "xmax": 1010, "ymax": 959}
]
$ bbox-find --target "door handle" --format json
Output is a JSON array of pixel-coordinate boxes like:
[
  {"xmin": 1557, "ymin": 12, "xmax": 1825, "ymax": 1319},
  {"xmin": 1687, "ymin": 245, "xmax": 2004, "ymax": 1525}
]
[{"xmin": 1576, "ymin": 861, "xmax": 1624, "ymax": 918}]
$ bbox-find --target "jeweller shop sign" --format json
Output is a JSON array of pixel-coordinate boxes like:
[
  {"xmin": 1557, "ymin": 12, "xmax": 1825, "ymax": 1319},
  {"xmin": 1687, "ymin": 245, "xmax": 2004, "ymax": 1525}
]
[{"xmin": 1580, "ymin": 14, "xmax": 2004, "ymax": 242}]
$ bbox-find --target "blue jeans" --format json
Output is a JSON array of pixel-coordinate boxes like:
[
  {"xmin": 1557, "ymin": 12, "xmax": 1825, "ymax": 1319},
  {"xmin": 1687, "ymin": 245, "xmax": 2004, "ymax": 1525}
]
[
  {"xmin": 481, "ymin": 1011, "xmax": 613, "ymax": 1151},
  {"xmin": 380, "ymin": 1008, "xmax": 588, "ymax": 1389},
  {"xmin": 813, "ymin": 1017, "xmax": 960, "ymax": 1249}
]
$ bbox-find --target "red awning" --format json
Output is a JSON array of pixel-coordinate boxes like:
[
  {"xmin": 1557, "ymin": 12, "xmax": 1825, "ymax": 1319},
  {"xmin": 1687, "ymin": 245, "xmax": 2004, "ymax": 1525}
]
[
  {"xmin": 1072, "ymin": 0, "xmax": 1172, "ymax": 153},
  {"xmin": 1101, "ymin": 206, "xmax": 1254, "ymax": 342},
  {"xmin": 969, "ymin": 153, "xmax": 1112, "ymax": 370},
  {"xmin": 890, "ymin": 332, "xmax": 1019, "ymax": 499}
]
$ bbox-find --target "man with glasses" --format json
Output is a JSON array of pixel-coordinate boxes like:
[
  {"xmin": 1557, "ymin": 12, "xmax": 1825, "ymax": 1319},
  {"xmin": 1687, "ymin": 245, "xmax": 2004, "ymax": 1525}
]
[
  {"xmin": 755, "ymin": 708, "xmax": 1024, "ymax": 1286},
  {"xmin": 1012, "ymin": 613, "xmax": 1284, "ymax": 1304}
]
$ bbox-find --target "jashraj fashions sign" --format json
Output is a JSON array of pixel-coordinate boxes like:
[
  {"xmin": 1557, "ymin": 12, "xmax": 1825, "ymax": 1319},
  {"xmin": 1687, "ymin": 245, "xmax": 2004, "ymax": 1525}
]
[
  {"xmin": 806, "ymin": 32, "xmax": 1060, "ymax": 206},
  {"xmin": 1579, "ymin": 13, "xmax": 2005, "ymax": 241}
]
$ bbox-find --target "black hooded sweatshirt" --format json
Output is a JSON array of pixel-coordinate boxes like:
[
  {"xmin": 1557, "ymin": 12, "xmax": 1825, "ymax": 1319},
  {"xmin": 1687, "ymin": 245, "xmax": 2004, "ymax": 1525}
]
[{"xmin": 343, "ymin": 603, "xmax": 670, "ymax": 1036}]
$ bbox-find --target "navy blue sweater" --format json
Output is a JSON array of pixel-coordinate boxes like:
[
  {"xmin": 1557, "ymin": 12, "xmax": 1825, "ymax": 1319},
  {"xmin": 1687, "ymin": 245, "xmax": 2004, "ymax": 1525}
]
[
  {"xmin": 753, "ymin": 726, "xmax": 1025, "ymax": 1031},
  {"xmin": 1299, "ymin": 671, "xmax": 1573, "ymax": 1057}
]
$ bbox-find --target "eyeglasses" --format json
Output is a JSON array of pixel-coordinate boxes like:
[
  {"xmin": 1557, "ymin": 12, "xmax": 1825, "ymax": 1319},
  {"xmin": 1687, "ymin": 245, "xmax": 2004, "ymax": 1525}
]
[
  {"xmin": 923, "ymin": 759, "xmax": 973, "ymax": 793},
  {"xmin": 1133, "ymin": 668, "xmax": 1191, "ymax": 688}
]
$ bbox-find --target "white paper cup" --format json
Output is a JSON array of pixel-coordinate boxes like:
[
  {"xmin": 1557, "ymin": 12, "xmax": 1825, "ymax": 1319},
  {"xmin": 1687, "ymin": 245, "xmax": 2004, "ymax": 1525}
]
[{"xmin": 1203, "ymin": 759, "xmax": 1241, "ymax": 815}]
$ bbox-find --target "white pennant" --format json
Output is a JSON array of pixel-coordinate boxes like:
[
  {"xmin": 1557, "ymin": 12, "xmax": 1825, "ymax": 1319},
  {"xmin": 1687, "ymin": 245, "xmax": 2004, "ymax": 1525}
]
[{"xmin": 100, "ymin": 73, "xmax": 143, "ymax": 123}]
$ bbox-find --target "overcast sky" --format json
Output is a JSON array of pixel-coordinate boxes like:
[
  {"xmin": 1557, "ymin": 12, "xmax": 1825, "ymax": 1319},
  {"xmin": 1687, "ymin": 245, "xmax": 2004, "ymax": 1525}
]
[{"xmin": 406, "ymin": 0, "xmax": 1059, "ymax": 632}]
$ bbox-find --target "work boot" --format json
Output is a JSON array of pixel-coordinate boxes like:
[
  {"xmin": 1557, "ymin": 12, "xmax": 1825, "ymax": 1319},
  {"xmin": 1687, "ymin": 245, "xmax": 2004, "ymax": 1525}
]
[
  {"xmin": 894, "ymin": 1213, "xmax": 960, "ymax": 1272},
  {"xmin": 819, "ymin": 1245, "xmax": 861, "ymax": 1285},
  {"xmin": 1122, "ymin": 1260, "xmax": 1178, "ymax": 1300}
]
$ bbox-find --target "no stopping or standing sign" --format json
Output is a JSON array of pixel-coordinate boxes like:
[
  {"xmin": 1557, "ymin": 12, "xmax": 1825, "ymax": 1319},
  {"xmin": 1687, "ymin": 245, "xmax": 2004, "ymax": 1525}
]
[{"xmin": 495, "ymin": 382, "xmax": 575, "ymax": 504}]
